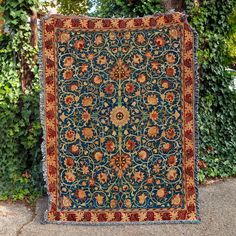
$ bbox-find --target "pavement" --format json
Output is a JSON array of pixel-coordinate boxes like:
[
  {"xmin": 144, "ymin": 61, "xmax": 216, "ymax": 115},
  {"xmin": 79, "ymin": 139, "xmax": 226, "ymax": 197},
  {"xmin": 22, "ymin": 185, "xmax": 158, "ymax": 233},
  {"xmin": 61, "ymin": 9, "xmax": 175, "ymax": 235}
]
[{"xmin": 0, "ymin": 178, "xmax": 235, "ymax": 236}]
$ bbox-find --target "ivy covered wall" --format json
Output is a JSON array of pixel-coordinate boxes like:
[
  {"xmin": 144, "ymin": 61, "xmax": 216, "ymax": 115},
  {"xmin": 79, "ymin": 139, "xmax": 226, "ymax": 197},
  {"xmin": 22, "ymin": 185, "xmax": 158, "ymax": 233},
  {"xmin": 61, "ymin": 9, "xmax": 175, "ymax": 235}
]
[{"xmin": 0, "ymin": 0, "xmax": 43, "ymax": 201}]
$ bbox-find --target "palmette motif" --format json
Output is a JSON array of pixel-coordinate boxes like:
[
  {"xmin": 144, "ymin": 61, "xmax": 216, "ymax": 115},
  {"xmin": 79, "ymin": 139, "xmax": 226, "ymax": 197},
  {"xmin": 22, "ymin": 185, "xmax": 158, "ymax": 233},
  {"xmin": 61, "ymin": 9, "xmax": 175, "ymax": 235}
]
[{"xmin": 41, "ymin": 12, "xmax": 199, "ymax": 224}]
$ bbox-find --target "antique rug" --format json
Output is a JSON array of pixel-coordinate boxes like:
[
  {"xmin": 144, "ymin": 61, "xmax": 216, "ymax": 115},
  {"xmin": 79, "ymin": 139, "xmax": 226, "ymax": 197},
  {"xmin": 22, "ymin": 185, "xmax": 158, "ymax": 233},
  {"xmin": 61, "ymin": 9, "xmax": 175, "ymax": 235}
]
[{"xmin": 40, "ymin": 12, "xmax": 200, "ymax": 224}]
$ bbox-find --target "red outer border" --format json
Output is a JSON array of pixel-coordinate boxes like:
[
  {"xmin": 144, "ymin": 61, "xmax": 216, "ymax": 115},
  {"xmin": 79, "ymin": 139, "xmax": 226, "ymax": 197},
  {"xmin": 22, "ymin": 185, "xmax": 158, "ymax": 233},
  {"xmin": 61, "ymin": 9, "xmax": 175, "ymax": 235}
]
[{"xmin": 41, "ymin": 12, "xmax": 199, "ymax": 223}]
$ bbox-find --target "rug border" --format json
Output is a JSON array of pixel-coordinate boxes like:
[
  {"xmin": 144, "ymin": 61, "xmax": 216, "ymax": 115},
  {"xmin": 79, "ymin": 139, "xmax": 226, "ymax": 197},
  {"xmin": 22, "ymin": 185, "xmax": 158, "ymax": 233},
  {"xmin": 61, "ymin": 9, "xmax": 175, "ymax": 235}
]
[{"xmin": 39, "ymin": 10, "xmax": 200, "ymax": 225}]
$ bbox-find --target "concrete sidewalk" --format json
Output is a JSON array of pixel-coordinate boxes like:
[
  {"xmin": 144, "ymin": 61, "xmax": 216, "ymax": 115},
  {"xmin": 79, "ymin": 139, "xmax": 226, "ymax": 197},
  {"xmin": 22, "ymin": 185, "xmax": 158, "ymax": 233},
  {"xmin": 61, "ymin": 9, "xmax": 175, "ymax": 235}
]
[{"xmin": 0, "ymin": 179, "xmax": 235, "ymax": 236}]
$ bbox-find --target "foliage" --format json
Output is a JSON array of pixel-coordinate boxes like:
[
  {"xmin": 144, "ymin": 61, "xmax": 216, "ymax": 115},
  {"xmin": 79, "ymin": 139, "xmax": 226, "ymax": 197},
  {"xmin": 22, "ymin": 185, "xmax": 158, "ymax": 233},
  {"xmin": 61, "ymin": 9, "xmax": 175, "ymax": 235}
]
[
  {"xmin": 185, "ymin": 0, "xmax": 236, "ymax": 180},
  {"xmin": 57, "ymin": 0, "xmax": 94, "ymax": 15},
  {"xmin": 95, "ymin": 0, "xmax": 163, "ymax": 17},
  {"xmin": 0, "ymin": 0, "xmax": 43, "ymax": 202},
  {"xmin": 227, "ymin": 6, "xmax": 236, "ymax": 67},
  {"xmin": 94, "ymin": 0, "xmax": 236, "ymax": 181}
]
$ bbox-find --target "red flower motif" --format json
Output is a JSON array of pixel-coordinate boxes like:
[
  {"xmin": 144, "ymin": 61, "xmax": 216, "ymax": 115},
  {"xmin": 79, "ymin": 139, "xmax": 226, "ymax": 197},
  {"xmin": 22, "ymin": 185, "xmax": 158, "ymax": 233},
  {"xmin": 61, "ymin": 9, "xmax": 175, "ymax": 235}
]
[
  {"xmin": 105, "ymin": 83, "xmax": 115, "ymax": 94},
  {"xmin": 65, "ymin": 157, "xmax": 74, "ymax": 168},
  {"xmin": 88, "ymin": 178, "xmax": 96, "ymax": 186},
  {"xmin": 106, "ymin": 140, "xmax": 115, "ymax": 152},
  {"xmin": 166, "ymin": 92, "xmax": 175, "ymax": 103},
  {"xmin": 165, "ymin": 67, "xmax": 176, "ymax": 77},
  {"xmin": 125, "ymin": 82, "xmax": 135, "ymax": 93},
  {"xmin": 74, "ymin": 39, "xmax": 85, "ymax": 51},
  {"xmin": 155, "ymin": 36, "xmax": 165, "ymax": 47},
  {"xmin": 63, "ymin": 70, "xmax": 73, "ymax": 80},
  {"xmin": 65, "ymin": 95, "xmax": 74, "ymax": 105},
  {"xmin": 126, "ymin": 139, "xmax": 136, "ymax": 151},
  {"xmin": 167, "ymin": 155, "xmax": 177, "ymax": 166},
  {"xmin": 166, "ymin": 127, "xmax": 176, "ymax": 139}
]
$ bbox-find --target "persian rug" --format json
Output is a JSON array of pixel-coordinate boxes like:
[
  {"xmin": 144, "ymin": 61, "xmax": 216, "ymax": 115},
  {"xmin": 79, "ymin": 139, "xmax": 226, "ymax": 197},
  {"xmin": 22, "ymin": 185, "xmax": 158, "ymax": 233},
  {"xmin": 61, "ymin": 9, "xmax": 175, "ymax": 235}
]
[{"xmin": 40, "ymin": 12, "xmax": 200, "ymax": 224}]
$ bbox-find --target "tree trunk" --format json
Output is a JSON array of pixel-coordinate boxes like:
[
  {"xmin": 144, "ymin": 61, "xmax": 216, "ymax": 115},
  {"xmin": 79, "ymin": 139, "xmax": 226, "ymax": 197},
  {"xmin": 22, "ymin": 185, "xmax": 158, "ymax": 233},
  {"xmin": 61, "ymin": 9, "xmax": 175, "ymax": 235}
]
[
  {"xmin": 160, "ymin": 0, "xmax": 185, "ymax": 12},
  {"xmin": 21, "ymin": 9, "xmax": 38, "ymax": 92}
]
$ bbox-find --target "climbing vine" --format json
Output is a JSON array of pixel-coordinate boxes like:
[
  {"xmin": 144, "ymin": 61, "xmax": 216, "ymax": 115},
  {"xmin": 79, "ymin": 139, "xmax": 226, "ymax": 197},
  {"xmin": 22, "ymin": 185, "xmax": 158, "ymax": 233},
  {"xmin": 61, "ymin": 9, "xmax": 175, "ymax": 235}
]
[{"xmin": 0, "ymin": 0, "xmax": 43, "ymax": 202}]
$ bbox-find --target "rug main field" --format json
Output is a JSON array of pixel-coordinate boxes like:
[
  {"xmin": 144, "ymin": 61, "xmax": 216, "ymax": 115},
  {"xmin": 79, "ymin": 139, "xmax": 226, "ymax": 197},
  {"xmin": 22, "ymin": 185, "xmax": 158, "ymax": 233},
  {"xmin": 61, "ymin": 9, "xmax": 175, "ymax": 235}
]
[{"xmin": 40, "ymin": 12, "xmax": 199, "ymax": 224}]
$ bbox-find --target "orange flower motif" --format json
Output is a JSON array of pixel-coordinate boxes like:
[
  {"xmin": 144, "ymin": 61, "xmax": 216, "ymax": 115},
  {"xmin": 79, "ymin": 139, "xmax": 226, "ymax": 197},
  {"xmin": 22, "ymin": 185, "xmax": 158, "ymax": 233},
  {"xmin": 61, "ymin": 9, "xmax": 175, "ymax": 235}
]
[
  {"xmin": 169, "ymin": 28, "xmax": 179, "ymax": 39},
  {"xmin": 149, "ymin": 110, "xmax": 158, "ymax": 121},
  {"xmin": 65, "ymin": 171, "xmax": 76, "ymax": 182},
  {"xmin": 153, "ymin": 163, "xmax": 160, "ymax": 173},
  {"xmin": 137, "ymin": 73, "xmax": 147, "ymax": 84},
  {"xmin": 147, "ymin": 95, "xmax": 158, "ymax": 105},
  {"xmin": 167, "ymin": 168, "xmax": 178, "ymax": 181},
  {"xmin": 74, "ymin": 39, "xmax": 85, "ymax": 51},
  {"xmin": 138, "ymin": 150, "xmax": 148, "ymax": 160},
  {"xmin": 124, "ymin": 31, "xmax": 131, "ymax": 40},
  {"xmin": 65, "ymin": 129, "xmax": 75, "ymax": 141},
  {"xmin": 110, "ymin": 199, "xmax": 117, "ymax": 208},
  {"xmin": 69, "ymin": 83, "xmax": 78, "ymax": 91},
  {"xmin": 70, "ymin": 145, "xmax": 79, "ymax": 154},
  {"xmin": 63, "ymin": 69, "xmax": 73, "ymax": 80},
  {"xmin": 98, "ymin": 172, "xmax": 108, "ymax": 183},
  {"xmin": 145, "ymin": 51, "xmax": 152, "ymax": 58},
  {"xmin": 133, "ymin": 171, "xmax": 144, "ymax": 182},
  {"xmin": 94, "ymin": 151, "xmax": 103, "ymax": 161},
  {"xmin": 82, "ymin": 127, "xmax": 93, "ymax": 139},
  {"xmin": 93, "ymin": 75, "xmax": 103, "ymax": 84},
  {"xmin": 62, "ymin": 196, "xmax": 72, "ymax": 207},
  {"xmin": 138, "ymin": 193, "xmax": 147, "ymax": 204},
  {"xmin": 95, "ymin": 35, "xmax": 103, "ymax": 45},
  {"xmin": 97, "ymin": 55, "xmax": 107, "ymax": 65},
  {"xmin": 109, "ymin": 32, "xmax": 116, "ymax": 40},
  {"xmin": 82, "ymin": 96, "xmax": 93, "ymax": 106},
  {"xmin": 59, "ymin": 32, "xmax": 70, "ymax": 43},
  {"xmin": 126, "ymin": 139, "xmax": 136, "ymax": 151},
  {"xmin": 64, "ymin": 157, "xmax": 74, "ymax": 168},
  {"xmin": 166, "ymin": 53, "xmax": 176, "ymax": 64},
  {"xmin": 146, "ymin": 176, "xmax": 154, "ymax": 184},
  {"xmin": 166, "ymin": 92, "xmax": 175, "ymax": 103},
  {"xmin": 156, "ymin": 188, "xmax": 167, "ymax": 198},
  {"xmin": 95, "ymin": 194, "xmax": 104, "ymax": 205},
  {"xmin": 168, "ymin": 155, "xmax": 177, "ymax": 166},
  {"xmin": 163, "ymin": 142, "xmax": 172, "ymax": 152},
  {"xmin": 133, "ymin": 54, "xmax": 143, "ymax": 64},
  {"xmin": 82, "ymin": 165, "xmax": 89, "ymax": 175},
  {"xmin": 161, "ymin": 80, "xmax": 170, "ymax": 89},
  {"xmin": 110, "ymin": 106, "xmax": 130, "ymax": 127},
  {"xmin": 125, "ymin": 82, "xmax": 135, "ymax": 93},
  {"xmin": 76, "ymin": 189, "xmax": 86, "ymax": 200},
  {"xmin": 82, "ymin": 110, "xmax": 91, "ymax": 123},
  {"xmin": 110, "ymin": 154, "xmax": 131, "ymax": 178},
  {"xmin": 81, "ymin": 64, "xmax": 88, "ymax": 73},
  {"xmin": 88, "ymin": 53, "xmax": 94, "ymax": 60},
  {"xmin": 152, "ymin": 61, "xmax": 159, "ymax": 70},
  {"xmin": 106, "ymin": 140, "xmax": 115, "ymax": 152},
  {"xmin": 64, "ymin": 57, "xmax": 74, "ymax": 67},
  {"xmin": 136, "ymin": 34, "xmax": 145, "ymax": 44},
  {"xmin": 109, "ymin": 59, "xmax": 130, "ymax": 81},
  {"xmin": 124, "ymin": 199, "xmax": 132, "ymax": 208},
  {"xmin": 166, "ymin": 67, "xmax": 176, "ymax": 77},
  {"xmin": 148, "ymin": 126, "xmax": 159, "ymax": 137},
  {"xmin": 64, "ymin": 95, "xmax": 74, "ymax": 105},
  {"xmin": 171, "ymin": 194, "xmax": 181, "ymax": 206},
  {"xmin": 155, "ymin": 36, "xmax": 165, "ymax": 47},
  {"xmin": 166, "ymin": 127, "xmax": 176, "ymax": 139},
  {"xmin": 88, "ymin": 178, "xmax": 95, "ymax": 186}
]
